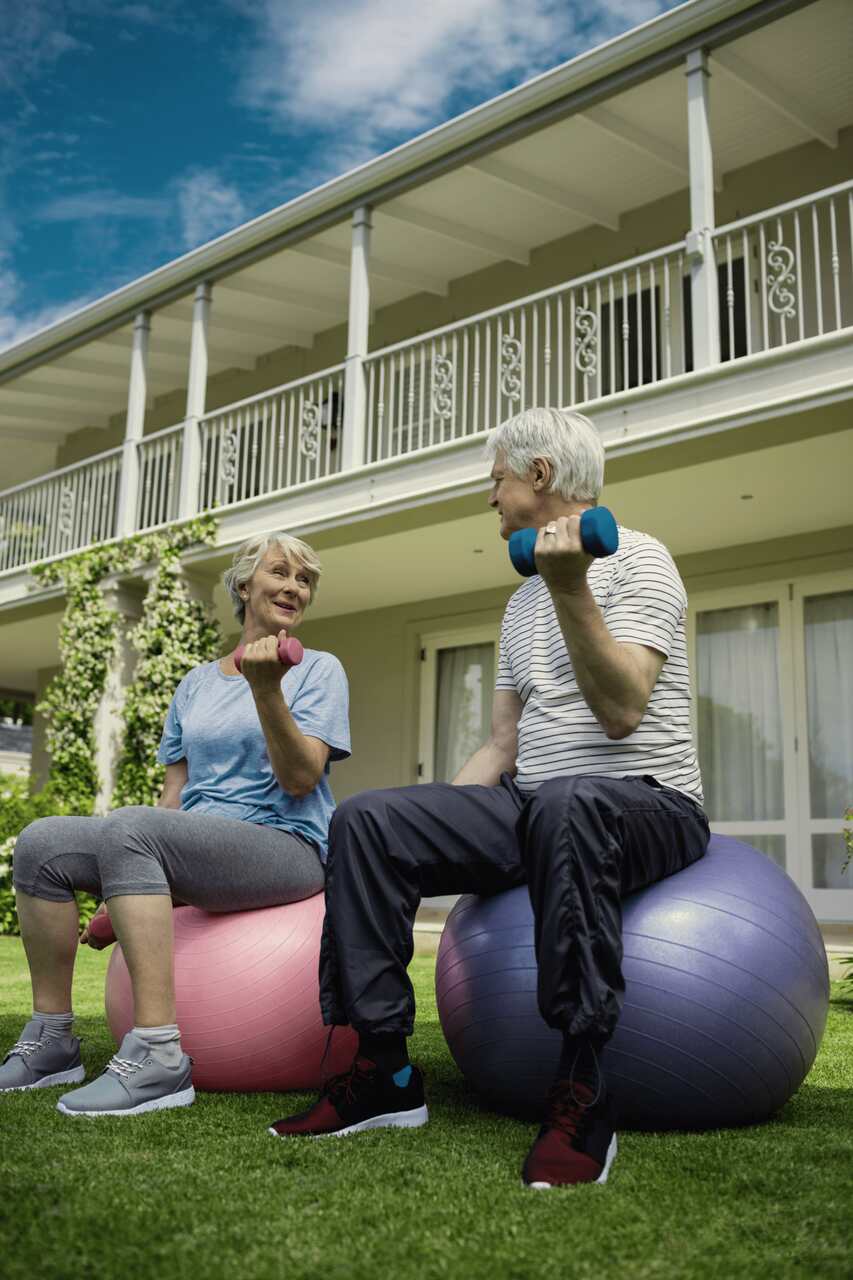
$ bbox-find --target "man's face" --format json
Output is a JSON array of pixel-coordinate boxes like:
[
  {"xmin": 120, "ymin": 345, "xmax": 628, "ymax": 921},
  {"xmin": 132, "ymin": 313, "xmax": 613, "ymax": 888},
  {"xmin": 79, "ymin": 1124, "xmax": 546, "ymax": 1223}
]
[{"xmin": 488, "ymin": 452, "xmax": 538, "ymax": 540}]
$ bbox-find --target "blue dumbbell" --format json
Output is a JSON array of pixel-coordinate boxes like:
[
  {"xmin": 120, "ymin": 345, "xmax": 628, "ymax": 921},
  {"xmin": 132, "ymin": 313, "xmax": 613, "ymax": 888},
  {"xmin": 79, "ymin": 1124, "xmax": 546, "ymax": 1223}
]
[{"xmin": 508, "ymin": 507, "xmax": 619, "ymax": 577}]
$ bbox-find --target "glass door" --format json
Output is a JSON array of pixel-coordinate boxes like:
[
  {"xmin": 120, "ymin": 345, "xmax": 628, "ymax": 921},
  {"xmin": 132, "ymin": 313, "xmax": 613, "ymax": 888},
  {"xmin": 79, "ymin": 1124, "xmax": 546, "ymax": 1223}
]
[
  {"xmin": 690, "ymin": 573, "xmax": 853, "ymax": 922},
  {"xmin": 417, "ymin": 623, "xmax": 499, "ymax": 914},
  {"xmin": 793, "ymin": 580, "xmax": 853, "ymax": 920},
  {"xmin": 691, "ymin": 585, "xmax": 798, "ymax": 871}
]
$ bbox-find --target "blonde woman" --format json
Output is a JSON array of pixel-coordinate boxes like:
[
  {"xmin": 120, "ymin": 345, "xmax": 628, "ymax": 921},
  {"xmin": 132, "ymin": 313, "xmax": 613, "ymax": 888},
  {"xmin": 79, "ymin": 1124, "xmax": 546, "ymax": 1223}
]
[{"xmin": 2, "ymin": 531, "xmax": 350, "ymax": 1116}]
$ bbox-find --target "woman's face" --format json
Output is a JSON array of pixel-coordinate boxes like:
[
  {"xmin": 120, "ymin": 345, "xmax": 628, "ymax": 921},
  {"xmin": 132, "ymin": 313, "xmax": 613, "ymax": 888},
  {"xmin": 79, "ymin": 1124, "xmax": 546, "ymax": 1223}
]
[{"xmin": 240, "ymin": 544, "xmax": 312, "ymax": 634}]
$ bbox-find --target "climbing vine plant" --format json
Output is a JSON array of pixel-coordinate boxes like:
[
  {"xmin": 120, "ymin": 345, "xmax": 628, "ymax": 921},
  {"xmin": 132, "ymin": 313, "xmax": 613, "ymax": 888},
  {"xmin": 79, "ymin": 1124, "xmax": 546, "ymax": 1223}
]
[
  {"xmin": 112, "ymin": 528, "xmax": 221, "ymax": 808},
  {"xmin": 30, "ymin": 514, "xmax": 220, "ymax": 813}
]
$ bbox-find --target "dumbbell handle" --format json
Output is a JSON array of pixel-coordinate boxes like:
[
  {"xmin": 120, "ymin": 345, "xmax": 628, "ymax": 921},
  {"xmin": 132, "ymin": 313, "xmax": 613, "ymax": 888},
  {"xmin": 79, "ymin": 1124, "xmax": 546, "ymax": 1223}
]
[
  {"xmin": 233, "ymin": 634, "xmax": 304, "ymax": 674},
  {"xmin": 508, "ymin": 507, "xmax": 618, "ymax": 577}
]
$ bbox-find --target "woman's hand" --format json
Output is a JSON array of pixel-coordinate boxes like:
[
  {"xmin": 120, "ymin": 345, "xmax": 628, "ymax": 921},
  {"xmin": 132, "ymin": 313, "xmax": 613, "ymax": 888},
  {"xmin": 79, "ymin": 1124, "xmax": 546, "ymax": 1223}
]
[
  {"xmin": 239, "ymin": 630, "xmax": 292, "ymax": 695},
  {"xmin": 79, "ymin": 902, "xmax": 111, "ymax": 949}
]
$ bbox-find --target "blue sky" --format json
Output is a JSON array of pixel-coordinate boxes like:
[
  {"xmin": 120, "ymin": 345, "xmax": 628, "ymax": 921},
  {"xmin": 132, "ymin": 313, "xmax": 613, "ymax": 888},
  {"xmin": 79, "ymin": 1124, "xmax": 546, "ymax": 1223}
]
[{"xmin": 0, "ymin": 0, "xmax": 679, "ymax": 353}]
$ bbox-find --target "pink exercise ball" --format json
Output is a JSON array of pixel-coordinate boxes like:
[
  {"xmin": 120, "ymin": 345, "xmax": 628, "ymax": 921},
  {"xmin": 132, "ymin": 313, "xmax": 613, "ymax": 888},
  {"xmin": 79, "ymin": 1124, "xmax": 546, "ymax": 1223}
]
[{"xmin": 104, "ymin": 895, "xmax": 356, "ymax": 1092}]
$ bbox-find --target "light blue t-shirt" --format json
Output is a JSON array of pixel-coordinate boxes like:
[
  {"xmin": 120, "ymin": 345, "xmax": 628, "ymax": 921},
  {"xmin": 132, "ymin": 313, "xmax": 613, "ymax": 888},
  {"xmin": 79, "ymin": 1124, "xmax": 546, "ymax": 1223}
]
[{"xmin": 156, "ymin": 650, "xmax": 351, "ymax": 862}]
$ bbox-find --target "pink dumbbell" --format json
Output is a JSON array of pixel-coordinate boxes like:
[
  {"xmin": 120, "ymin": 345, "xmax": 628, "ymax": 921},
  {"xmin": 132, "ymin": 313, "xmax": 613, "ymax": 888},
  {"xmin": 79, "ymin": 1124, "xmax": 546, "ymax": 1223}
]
[
  {"xmin": 233, "ymin": 635, "xmax": 304, "ymax": 674},
  {"xmin": 87, "ymin": 909, "xmax": 116, "ymax": 946}
]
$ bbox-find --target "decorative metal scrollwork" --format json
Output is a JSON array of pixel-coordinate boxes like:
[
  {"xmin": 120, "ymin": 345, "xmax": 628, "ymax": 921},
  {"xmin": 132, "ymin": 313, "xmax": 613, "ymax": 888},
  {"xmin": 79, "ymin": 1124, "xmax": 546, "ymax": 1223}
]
[
  {"xmin": 219, "ymin": 424, "xmax": 239, "ymax": 484},
  {"xmin": 767, "ymin": 240, "xmax": 796, "ymax": 319},
  {"xmin": 299, "ymin": 401, "xmax": 321, "ymax": 460},
  {"xmin": 500, "ymin": 335, "xmax": 522, "ymax": 401},
  {"xmin": 575, "ymin": 307, "xmax": 598, "ymax": 378},
  {"xmin": 432, "ymin": 354, "xmax": 454, "ymax": 421},
  {"xmin": 58, "ymin": 483, "xmax": 75, "ymax": 539}
]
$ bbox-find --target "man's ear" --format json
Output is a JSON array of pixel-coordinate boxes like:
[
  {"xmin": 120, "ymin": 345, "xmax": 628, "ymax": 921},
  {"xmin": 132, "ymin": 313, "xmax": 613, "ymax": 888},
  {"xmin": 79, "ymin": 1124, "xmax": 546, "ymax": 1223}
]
[{"xmin": 530, "ymin": 457, "xmax": 552, "ymax": 491}]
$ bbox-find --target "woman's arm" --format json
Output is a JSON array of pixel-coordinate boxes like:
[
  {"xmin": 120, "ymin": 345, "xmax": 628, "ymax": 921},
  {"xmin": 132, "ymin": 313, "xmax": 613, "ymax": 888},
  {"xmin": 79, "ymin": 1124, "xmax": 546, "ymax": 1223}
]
[{"xmin": 157, "ymin": 760, "xmax": 188, "ymax": 809}]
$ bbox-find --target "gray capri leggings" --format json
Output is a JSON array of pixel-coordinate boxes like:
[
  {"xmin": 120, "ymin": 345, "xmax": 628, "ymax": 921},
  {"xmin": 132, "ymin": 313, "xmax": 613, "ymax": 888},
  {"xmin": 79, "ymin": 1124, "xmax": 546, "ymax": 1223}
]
[{"xmin": 13, "ymin": 806, "xmax": 325, "ymax": 911}]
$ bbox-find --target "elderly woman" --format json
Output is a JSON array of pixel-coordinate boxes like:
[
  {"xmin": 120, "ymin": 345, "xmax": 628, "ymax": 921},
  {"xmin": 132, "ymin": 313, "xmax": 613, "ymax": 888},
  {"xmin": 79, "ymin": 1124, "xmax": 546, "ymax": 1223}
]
[{"xmin": 0, "ymin": 530, "xmax": 350, "ymax": 1117}]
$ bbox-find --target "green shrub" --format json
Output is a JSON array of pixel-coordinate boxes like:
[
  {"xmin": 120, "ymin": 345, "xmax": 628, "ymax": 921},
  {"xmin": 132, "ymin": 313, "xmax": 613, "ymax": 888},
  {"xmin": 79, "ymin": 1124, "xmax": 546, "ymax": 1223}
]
[{"xmin": 0, "ymin": 773, "xmax": 99, "ymax": 937}]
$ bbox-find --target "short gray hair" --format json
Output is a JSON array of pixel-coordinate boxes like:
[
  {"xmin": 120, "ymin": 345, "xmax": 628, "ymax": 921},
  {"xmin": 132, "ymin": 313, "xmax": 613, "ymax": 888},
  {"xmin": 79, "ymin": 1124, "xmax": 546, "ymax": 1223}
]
[
  {"xmin": 482, "ymin": 407, "xmax": 605, "ymax": 502},
  {"xmin": 222, "ymin": 531, "xmax": 322, "ymax": 624}
]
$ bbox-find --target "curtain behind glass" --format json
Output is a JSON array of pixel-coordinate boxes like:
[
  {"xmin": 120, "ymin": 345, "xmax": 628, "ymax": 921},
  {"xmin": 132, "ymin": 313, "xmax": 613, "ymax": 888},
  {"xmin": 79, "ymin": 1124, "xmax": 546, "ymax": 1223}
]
[
  {"xmin": 433, "ymin": 644, "xmax": 495, "ymax": 783},
  {"xmin": 804, "ymin": 591, "xmax": 853, "ymax": 819},
  {"xmin": 696, "ymin": 603, "xmax": 784, "ymax": 822}
]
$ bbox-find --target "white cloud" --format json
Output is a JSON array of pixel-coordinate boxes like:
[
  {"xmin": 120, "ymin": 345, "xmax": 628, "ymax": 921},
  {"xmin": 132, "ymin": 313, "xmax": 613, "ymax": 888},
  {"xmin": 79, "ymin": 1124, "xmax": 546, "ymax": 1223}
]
[
  {"xmin": 175, "ymin": 169, "xmax": 247, "ymax": 249},
  {"xmin": 0, "ymin": 254, "xmax": 97, "ymax": 354},
  {"xmin": 233, "ymin": 0, "xmax": 672, "ymax": 151},
  {"xmin": 35, "ymin": 189, "xmax": 169, "ymax": 223}
]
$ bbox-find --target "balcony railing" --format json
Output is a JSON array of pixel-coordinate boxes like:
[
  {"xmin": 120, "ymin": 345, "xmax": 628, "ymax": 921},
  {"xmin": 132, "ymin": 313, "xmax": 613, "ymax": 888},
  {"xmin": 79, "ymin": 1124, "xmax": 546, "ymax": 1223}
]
[
  {"xmin": 137, "ymin": 423, "xmax": 183, "ymax": 532},
  {"xmin": 1, "ymin": 182, "xmax": 851, "ymax": 578},
  {"xmin": 198, "ymin": 365, "xmax": 345, "ymax": 513},
  {"xmin": 364, "ymin": 240, "xmax": 688, "ymax": 464},
  {"xmin": 0, "ymin": 445, "xmax": 123, "ymax": 573},
  {"xmin": 713, "ymin": 181, "xmax": 852, "ymax": 359}
]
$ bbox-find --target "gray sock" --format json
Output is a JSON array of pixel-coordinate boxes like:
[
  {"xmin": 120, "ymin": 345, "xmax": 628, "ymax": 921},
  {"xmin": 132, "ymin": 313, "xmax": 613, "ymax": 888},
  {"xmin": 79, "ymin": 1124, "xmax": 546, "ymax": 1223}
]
[
  {"xmin": 33, "ymin": 1010, "xmax": 74, "ymax": 1042},
  {"xmin": 132, "ymin": 1024, "xmax": 183, "ymax": 1068}
]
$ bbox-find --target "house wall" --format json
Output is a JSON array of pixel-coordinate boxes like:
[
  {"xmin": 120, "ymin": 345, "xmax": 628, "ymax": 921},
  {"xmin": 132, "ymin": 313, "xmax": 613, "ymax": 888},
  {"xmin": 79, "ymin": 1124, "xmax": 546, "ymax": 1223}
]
[{"xmin": 52, "ymin": 126, "xmax": 853, "ymax": 471}]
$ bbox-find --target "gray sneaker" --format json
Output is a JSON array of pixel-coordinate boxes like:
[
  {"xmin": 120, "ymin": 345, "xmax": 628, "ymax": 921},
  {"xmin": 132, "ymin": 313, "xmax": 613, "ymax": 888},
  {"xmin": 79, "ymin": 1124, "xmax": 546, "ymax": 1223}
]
[
  {"xmin": 0, "ymin": 1019, "xmax": 85, "ymax": 1092},
  {"xmin": 56, "ymin": 1030, "xmax": 195, "ymax": 1117}
]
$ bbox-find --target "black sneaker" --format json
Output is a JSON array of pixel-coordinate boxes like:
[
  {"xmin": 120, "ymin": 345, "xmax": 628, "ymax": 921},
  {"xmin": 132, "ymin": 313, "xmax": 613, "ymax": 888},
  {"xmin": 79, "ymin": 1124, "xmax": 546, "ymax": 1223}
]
[
  {"xmin": 522, "ymin": 1080, "xmax": 618, "ymax": 1188},
  {"xmin": 268, "ymin": 1056, "xmax": 428, "ymax": 1138}
]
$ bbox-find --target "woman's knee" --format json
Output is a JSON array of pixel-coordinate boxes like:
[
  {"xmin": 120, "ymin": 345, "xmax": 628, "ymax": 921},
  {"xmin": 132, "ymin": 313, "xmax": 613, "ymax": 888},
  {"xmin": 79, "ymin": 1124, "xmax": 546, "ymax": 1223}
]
[{"xmin": 12, "ymin": 818, "xmax": 77, "ymax": 898}]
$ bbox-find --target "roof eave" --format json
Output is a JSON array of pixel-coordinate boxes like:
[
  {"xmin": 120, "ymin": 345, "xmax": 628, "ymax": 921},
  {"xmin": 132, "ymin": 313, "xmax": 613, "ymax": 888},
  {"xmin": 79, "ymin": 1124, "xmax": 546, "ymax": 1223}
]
[{"xmin": 0, "ymin": 0, "xmax": 799, "ymax": 379}]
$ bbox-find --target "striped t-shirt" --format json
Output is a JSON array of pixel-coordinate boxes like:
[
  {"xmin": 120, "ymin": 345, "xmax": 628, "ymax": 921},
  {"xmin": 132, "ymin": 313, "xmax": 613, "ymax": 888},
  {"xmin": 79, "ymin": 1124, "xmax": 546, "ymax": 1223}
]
[{"xmin": 495, "ymin": 526, "xmax": 703, "ymax": 806}]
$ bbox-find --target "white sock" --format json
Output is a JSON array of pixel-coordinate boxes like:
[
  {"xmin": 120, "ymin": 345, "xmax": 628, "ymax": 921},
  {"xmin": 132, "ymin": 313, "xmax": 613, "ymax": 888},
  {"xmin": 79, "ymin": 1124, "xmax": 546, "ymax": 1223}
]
[
  {"xmin": 33, "ymin": 1010, "xmax": 74, "ymax": 1041},
  {"xmin": 132, "ymin": 1024, "xmax": 183, "ymax": 1068}
]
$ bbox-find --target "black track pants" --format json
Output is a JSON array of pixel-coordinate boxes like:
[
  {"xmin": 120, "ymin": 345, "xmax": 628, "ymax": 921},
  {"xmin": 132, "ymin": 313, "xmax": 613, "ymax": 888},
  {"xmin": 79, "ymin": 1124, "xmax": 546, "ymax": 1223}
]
[{"xmin": 319, "ymin": 772, "xmax": 709, "ymax": 1041}]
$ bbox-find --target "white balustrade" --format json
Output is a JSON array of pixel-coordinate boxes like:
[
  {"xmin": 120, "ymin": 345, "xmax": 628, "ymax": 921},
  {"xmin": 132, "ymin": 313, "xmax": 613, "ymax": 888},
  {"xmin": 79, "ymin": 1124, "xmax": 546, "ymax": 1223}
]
[
  {"xmin": 3, "ymin": 183, "xmax": 852, "ymax": 575},
  {"xmin": 198, "ymin": 366, "xmax": 345, "ymax": 513},
  {"xmin": 0, "ymin": 446, "xmax": 124, "ymax": 572},
  {"xmin": 363, "ymin": 242, "xmax": 687, "ymax": 464},
  {"xmin": 713, "ymin": 181, "xmax": 852, "ymax": 359},
  {"xmin": 135, "ymin": 424, "xmax": 184, "ymax": 532}
]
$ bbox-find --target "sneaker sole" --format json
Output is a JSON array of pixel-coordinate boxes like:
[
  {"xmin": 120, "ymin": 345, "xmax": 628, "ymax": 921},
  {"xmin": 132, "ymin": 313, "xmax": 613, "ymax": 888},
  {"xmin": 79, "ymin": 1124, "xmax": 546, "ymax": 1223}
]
[
  {"xmin": 56, "ymin": 1085, "xmax": 196, "ymax": 1117},
  {"xmin": 269, "ymin": 1103, "xmax": 429, "ymax": 1139},
  {"xmin": 525, "ymin": 1133, "xmax": 618, "ymax": 1190},
  {"xmin": 0, "ymin": 1065, "xmax": 86, "ymax": 1093}
]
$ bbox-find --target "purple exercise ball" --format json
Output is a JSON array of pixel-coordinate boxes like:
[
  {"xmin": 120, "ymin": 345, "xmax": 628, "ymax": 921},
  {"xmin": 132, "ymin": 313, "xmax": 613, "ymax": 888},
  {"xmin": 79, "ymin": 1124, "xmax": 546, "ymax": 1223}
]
[{"xmin": 435, "ymin": 835, "xmax": 829, "ymax": 1130}]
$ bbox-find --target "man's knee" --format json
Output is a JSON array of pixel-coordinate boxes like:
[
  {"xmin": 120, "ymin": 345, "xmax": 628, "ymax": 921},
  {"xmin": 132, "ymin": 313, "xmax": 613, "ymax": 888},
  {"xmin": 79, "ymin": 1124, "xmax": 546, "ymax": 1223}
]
[{"xmin": 526, "ymin": 774, "xmax": 602, "ymax": 819}]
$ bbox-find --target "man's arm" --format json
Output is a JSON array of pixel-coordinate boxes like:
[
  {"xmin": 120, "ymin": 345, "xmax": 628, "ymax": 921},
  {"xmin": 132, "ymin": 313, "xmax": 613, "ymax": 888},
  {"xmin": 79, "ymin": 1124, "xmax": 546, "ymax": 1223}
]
[
  {"xmin": 551, "ymin": 583, "xmax": 665, "ymax": 739},
  {"xmin": 157, "ymin": 760, "xmax": 188, "ymax": 809},
  {"xmin": 452, "ymin": 689, "xmax": 522, "ymax": 786}
]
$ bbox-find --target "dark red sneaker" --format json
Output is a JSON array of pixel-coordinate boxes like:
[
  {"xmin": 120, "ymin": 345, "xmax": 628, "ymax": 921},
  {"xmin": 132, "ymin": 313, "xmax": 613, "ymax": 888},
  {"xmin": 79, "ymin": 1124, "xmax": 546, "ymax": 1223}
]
[
  {"xmin": 522, "ymin": 1081, "xmax": 617, "ymax": 1188},
  {"xmin": 268, "ymin": 1056, "xmax": 428, "ymax": 1138}
]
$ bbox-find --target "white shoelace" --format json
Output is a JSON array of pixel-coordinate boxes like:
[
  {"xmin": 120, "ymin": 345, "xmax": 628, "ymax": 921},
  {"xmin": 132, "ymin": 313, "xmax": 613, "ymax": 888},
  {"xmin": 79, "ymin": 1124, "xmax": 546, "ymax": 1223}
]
[
  {"xmin": 106, "ymin": 1055, "xmax": 145, "ymax": 1080},
  {"xmin": 10, "ymin": 1039, "xmax": 41, "ymax": 1059}
]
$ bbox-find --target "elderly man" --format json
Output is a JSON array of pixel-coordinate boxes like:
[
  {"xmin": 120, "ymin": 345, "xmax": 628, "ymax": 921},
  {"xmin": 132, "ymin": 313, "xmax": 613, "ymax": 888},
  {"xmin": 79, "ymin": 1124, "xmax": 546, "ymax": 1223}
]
[{"xmin": 269, "ymin": 407, "xmax": 709, "ymax": 1188}]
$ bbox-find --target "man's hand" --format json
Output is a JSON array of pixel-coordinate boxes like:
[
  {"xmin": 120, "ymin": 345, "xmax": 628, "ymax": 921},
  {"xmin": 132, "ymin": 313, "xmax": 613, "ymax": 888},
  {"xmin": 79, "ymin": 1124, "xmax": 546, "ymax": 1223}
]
[
  {"xmin": 534, "ymin": 516, "xmax": 594, "ymax": 596},
  {"xmin": 239, "ymin": 629, "xmax": 291, "ymax": 695}
]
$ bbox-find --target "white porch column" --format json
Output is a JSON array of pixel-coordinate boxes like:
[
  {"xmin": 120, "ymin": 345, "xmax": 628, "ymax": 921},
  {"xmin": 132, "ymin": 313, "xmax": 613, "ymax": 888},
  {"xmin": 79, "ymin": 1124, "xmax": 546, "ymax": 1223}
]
[
  {"xmin": 685, "ymin": 49, "xmax": 720, "ymax": 369},
  {"xmin": 178, "ymin": 282, "xmax": 212, "ymax": 520},
  {"xmin": 116, "ymin": 311, "xmax": 150, "ymax": 537},
  {"xmin": 341, "ymin": 205, "xmax": 373, "ymax": 472}
]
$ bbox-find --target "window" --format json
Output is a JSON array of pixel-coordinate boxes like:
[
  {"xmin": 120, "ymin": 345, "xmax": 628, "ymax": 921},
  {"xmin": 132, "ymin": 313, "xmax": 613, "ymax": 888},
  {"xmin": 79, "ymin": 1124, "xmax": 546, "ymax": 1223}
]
[
  {"xmin": 417, "ymin": 623, "xmax": 499, "ymax": 914},
  {"xmin": 689, "ymin": 572, "xmax": 853, "ymax": 921}
]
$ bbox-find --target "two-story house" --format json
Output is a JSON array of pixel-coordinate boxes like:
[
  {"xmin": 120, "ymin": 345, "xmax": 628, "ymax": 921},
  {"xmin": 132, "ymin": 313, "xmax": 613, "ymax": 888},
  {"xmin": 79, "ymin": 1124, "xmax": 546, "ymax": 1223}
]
[{"xmin": 0, "ymin": 0, "xmax": 850, "ymax": 955}]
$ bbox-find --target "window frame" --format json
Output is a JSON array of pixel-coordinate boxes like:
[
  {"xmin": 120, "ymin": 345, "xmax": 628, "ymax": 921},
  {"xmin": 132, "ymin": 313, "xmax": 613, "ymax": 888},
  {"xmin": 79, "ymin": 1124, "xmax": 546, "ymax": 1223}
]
[
  {"xmin": 417, "ymin": 622, "xmax": 500, "ymax": 785},
  {"xmin": 688, "ymin": 568, "xmax": 853, "ymax": 922}
]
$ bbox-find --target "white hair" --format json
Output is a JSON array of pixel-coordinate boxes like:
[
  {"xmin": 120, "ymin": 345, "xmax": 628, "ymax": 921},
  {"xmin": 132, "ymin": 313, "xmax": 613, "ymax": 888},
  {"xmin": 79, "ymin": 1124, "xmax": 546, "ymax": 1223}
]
[
  {"xmin": 222, "ymin": 531, "xmax": 321, "ymax": 624},
  {"xmin": 482, "ymin": 407, "xmax": 605, "ymax": 502}
]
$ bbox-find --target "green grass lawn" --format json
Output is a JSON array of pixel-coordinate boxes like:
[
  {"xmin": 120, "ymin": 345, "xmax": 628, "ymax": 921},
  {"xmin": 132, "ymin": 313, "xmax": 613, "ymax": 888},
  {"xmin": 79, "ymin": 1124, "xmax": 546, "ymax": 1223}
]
[{"xmin": 1, "ymin": 938, "xmax": 851, "ymax": 1280}]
